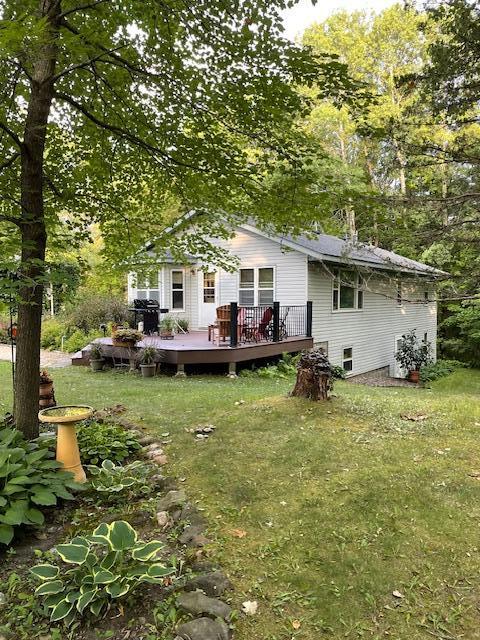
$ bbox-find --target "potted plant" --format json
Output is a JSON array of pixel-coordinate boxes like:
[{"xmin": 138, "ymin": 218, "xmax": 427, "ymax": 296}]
[
  {"xmin": 159, "ymin": 315, "xmax": 175, "ymax": 340},
  {"xmin": 112, "ymin": 328, "xmax": 143, "ymax": 348},
  {"xmin": 138, "ymin": 346, "xmax": 157, "ymax": 377},
  {"xmin": 39, "ymin": 369, "xmax": 55, "ymax": 408},
  {"xmin": 89, "ymin": 343, "xmax": 105, "ymax": 372},
  {"xmin": 394, "ymin": 329, "xmax": 431, "ymax": 382},
  {"xmin": 176, "ymin": 318, "xmax": 189, "ymax": 333}
]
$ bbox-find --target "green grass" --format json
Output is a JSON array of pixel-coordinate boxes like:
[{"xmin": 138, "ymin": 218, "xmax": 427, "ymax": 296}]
[{"xmin": 1, "ymin": 364, "xmax": 480, "ymax": 639}]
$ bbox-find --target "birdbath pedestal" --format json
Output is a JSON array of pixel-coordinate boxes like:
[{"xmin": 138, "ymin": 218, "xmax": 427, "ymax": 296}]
[{"xmin": 38, "ymin": 405, "xmax": 93, "ymax": 483}]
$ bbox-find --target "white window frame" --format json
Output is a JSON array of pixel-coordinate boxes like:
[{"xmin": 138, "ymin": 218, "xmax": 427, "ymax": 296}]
[
  {"xmin": 332, "ymin": 269, "xmax": 364, "ymax": 312},
  {"xmin": 170, "ymin": 269, "xmax": 185, "ymax": 312},
  {"xmin": 238, "ymin": 266, "xmax": 275, "ymax": 306},
  {"xmin": 342, "ymin": 345, "xmax": 353, "ymax": 373},
  {"xmin": 134, "ymin": 271, "xmax": 161, "ymax": 302},
  {"xmin": 397, "ymin": 281, "xmax": 403, "ymax": 307}
]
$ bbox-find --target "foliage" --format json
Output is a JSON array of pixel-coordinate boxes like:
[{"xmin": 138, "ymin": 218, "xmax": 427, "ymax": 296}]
[
  {"xmin": 175, "ymin": 318, "xmax": 189, "ymax": 332},
  {"xmin": 40, "ymin": 318, "xmax": 66, "ymax": 351},
  {"xmin": 139, "ymin": 347, "xmax": 156, "ymax": 365},
  {"xmin": 31, "ymin": 520, "xmax": 175, "ymax": 623},
  {"xmin": 112, "ymin": 328, "xmax": 143, "ymax": 345},
  {"xmin": 331, "ymin": 365, "xmax": 346, "ymax": 380},
  {"xmin": 240, "ymin": 353, "xmax": 300, "ymax": 379},
  {"xmin": 440, "ymin": 300, "xmax": 480, "ymax": 367},
  {"xmin": 86, "ymin": 459, "xmax": 153, "ymax": 498},
  {"xmin": 419, "ymin": 359, "xmax": 465, "ymax": 385},
  {"xmin": 0, "ymin": 426, "xmax": 79, "ymax": 545},
  {"xmin": 64, "ymin": 295, "xmax": 131, "ymax": 335},
  {"xmin": 76, "ymin": 421, "xmax": 141, "ymax": 466},
  {"xmin": 89, "ymin": 344, "xmax": 104, "ymax": 361},
  {"xmin": 63, "ymin": 329, "xmax": 102, "ymax": 354},
  {"xmin": 159, "ymin": 315, "xmax": 175, "ymax": 333},
  {"xmin": 394, "ymin": 330, "xmax": 432, "ymax": 373}
]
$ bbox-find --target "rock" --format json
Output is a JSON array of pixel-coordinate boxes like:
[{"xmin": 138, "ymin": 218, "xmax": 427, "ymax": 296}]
[
  {"xmin": 146, "ymin": 442, "xmax": 163, "ymax": 451},
  {"xmin": 150, "ymin": 474, "xmax": 166, "ymax": 490},
  {"xmin": 175, "ymin": 617, "xmax": 230, "ymax": 640},
  {"xmin": 0, "ymin": 592, "xmax": 6, "ymax": 606},
  {"xmin": 129, "ymin": 510, "xmax": 151, "ymax": 526},
  {"xmin": 177, "ymin": 591, "xmax": 232, "ymax": 620},
  {"xmin": 153, "ymin": 454, "xmax": 168, "ymax": 466},
  {"xmin": 146, "ymin": 447, "xmax": 164, "ymax": 458},
  {"xmin": 157, "ymin": 490, "xmax": 187, "ymax": 512},
  {"xmin": 178, "ymin": 525, "xmax": 209, "ymax": 547},
  {"xmin": 156, "ymin": 510, "xmax": 172, "ymax": 529},
  {"xmin": 185, "ymin": 572, "xmax": 233, "ymax": 597},
  {"xmin": 139, "ymin": 435, "xmax": 157, "ymax": 445},
  {"xmin": 179, "ymin": 503, "xmax": 207, "ymax": 527}
]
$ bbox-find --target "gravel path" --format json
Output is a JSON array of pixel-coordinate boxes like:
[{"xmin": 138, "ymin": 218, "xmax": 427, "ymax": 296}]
[{"xmin": 0, "ymin": 344, "xmax": 71, "ymax": 368}]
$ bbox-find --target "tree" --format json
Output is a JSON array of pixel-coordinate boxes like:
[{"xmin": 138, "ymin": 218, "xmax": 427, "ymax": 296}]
[{"xmin": 0, "ymin": 0, "xmax": 358, "ymax": 437}]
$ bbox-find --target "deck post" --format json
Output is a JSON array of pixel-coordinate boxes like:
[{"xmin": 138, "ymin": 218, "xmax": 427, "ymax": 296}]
[
  {"xmin": 228, "ymin": 361, "xmax": 237, "ymax": 377},
  {"xmin": 175, "ymin": 363, "xmax": 186, "ymax": 377},
  {"xmin": 230, "ymin": 302, "xmax": 238, "ymax": 347},
  {"xmin": 306, "ymin": 301, "xmax": 313, "ymax": 338},
  {"xmin": 272, "ymin": 301, "xmax": 280, "ymax": 342}
]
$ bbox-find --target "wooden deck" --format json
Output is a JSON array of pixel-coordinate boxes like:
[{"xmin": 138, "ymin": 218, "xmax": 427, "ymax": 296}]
[{"xmin": 72, "ymin": 331, "xmax": 313, "ymax": 371}]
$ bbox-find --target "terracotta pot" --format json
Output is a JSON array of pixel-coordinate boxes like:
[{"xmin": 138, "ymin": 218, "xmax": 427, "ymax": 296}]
[
  {"xmin": 90, "ymin": 358, "xmax": 105, "ymax": 372},
  {"xmin": 112, "ymin": 339, "xmax": 137, "ymax": 348},
  {"xmin": 39, "ymin": 381, "xmax": 53, "ymax": 397},
  {"xmin": 408, "ymin": 369, "xmax": 420, "ymax": 383},
  {"xmin": 140, "ymin": 363, "xmax": 156, "ymax": 378},
  {"xmin": 160, "ymin": 331, "xmax": 174, "ymax": 340}
]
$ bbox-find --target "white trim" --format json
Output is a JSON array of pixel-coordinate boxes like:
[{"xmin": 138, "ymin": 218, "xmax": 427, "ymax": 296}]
[
  {"xmin": 238, "ymin": 265, "xmax": 275, "ymax": 306},
  {"xmin": 170, "ymin": 268, "xmax": 185, "ymax": 312},
  {"xmin": 331, "ymin": 269, "xmax": 364, "ymax": 313},
  {"xmin": 197, "ymin": 269, "xmax": 218, "ymax": 327},
  {"xmin": 342, "ymin": 345, "xmax": 354, "ymax": 374}
]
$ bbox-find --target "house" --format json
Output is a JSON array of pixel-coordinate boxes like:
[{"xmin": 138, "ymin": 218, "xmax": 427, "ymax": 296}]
[{"xmin": 126, "ymin": 220, "xmax": 441, "ymax": 378}]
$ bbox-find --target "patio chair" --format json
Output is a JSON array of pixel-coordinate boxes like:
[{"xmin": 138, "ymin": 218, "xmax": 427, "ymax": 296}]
[{"xmin": 209, "ymin": 305, "xmax": 231, "ymax": 345}]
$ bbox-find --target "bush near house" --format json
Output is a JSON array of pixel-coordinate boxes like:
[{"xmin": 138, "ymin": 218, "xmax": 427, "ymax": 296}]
[
  {"xmin": 419, "ymin": 358, "xmax": 465, "ymax": 384},
  {"xmin": 439, "ymin": 300, "xmax": 480, "ymax": 367}
]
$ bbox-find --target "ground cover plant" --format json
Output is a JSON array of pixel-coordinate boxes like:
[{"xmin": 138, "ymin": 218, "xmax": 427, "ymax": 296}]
[
  {"xmin": 76, "ymin": 420, "xmax": 141, "ymax": 465},
  {"xmin": 0, "ymin": 362, "xmax": 479, "ymax": 639}
]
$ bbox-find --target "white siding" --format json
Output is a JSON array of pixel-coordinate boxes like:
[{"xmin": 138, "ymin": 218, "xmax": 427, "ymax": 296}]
[{"xmin": 308, "ymin": 262, "xmax": 437, "ymax": 376}]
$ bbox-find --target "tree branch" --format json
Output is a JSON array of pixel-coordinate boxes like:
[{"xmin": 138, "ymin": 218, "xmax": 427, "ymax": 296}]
[
  {"xmin": 58, "ymin": 0, "xmax": 111, "ymax": 19},
  {"xmin": 51, "ymin": 44, "xmax": 128, "ymax": 83},
  {"xmin": 0, "ymin": 151, "xmax": 20, "ymax": 173},
  {"xmin": 0, "ymin": 122, "xmax": 22, "ymax": 149}
]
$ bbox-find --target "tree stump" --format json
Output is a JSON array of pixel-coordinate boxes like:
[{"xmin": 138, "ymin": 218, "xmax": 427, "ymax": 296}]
[{"xmin": 291, "ymin": 349, "xmax": 333, "ymax": 401}]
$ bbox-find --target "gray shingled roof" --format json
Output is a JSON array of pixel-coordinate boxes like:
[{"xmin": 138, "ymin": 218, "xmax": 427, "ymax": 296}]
[{"xmin": 275, "ymin": 231, "xmax": 444, "ymax": 276}]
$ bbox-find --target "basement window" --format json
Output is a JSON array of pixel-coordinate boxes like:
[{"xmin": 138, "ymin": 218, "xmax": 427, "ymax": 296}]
[{"xmin": 342, "ymin": 346, "xmax": 353, "ymax": 372}]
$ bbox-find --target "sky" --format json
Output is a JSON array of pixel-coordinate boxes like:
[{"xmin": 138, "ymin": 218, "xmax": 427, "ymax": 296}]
[{"xmin": 282, "ymin": 0, "xmax": 398, "ymax": 40}]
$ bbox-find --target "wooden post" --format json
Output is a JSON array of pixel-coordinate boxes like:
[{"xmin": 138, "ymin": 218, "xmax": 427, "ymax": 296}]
[
  {"xmin": 306, "ymin": 301, "xmax": 313, "ymax": 338},
  {"xmin": 230, "ymin": 302, "xmax": 238, "ymax": 347},
  {"xmin": 272, "ymin": 301, "xmax": 280, "ymax": 342}
]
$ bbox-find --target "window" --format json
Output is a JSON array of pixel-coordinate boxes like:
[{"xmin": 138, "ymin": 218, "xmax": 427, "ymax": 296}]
[
  {"xmin": 424, "ymin": 290, "xmax": 429, "ymax": 302},
  {"xmin": 423, "ymin": 332, "xmax": 428, "ymax": 343},
  {"xmin": 171, "ymin": 270, "xmax": 184, "ymax": 310},
  {"xmin": 203, "ymin": 272, "xmax": 216, "ymax": 304},
  {"xmin": 397, "ymin": 282, "xmax": 403, "ymax": 306},
  {"xmin": 342, "ymin": 346, "xmax": 353, "ymax": 372},
  {"xmin": 135, "ymin": 272, "xmax": 160, "ymax": 301},
  {"xmin": 239, "ymin": 267, "xmax": 274, "ymax": 306},
  {"xmin": 332, "ymin": 270, "xmax": 363, "ymax": 311}
]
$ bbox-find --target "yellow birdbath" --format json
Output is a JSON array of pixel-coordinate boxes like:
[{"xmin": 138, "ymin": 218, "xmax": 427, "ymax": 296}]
[{"xmin": 38, "ymin": 405, "xmax": 93, "ymax": 483}]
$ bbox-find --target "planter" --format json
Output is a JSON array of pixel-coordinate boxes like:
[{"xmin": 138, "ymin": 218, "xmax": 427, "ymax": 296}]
[
  {"xmin": 112, "ymin": 339, "xmax": 137, "ymax": 348},
  {"xmin": 38, "ymin": 405, "xmax": 93, "ymax": 483},
  {"xmin": 39, "ymin": 381, "xmax": 53, "ymax": 397},
  {"xmin": 140, "ymin": 363, "xmax": 156, "ymax": 378},
  {"xmin": 160, "ymin": 331, "xmax": 174, "ymax": 340},
  {"xmin": 39, "ymin": 381, "xmax": 55, "ymax": 409},
  {"xmin": 90, "ymin": 358, "xmax": 105, "ymax": 372},
  {"xmin": 408, "ymin": 369, "xmax": 420, "ymax": 383}
]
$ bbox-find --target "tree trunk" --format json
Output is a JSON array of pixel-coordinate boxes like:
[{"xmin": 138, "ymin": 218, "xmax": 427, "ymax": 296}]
[
  {"xmin": 14, "ymin": 0, "xmax": 60, "ymax": 439},
  {"xmin": 291, "ymin": 368, "xmax": 330, "ymax": 401}
]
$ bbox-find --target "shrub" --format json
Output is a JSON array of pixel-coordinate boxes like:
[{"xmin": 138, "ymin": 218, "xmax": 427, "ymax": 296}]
[
  {"xmin": 63, "ymin": 329, "xmax": 102, "ymax": 353},
  {"xmin": 176, "ymin": 318, "xmax": 189, "ymax": 332},
  {"xmin": 440, "ymin": 300, "xmax": 480, "ymax": 367},
  {"xmin": 240, "ymin": 352, "xmax": 300, "ymax": 379},
  {"xmin": 112, "ymin": 328, "xmax": 143, "ymax": 344},
  {"xmin": 40, "ymin": 318, "xmax": 66, "ymax": 350},
  {"xmin": 0, "ymin": 426, "xmax": 80, "ymax": 545},
  {"xmin": 89, "ymin": 343, "xmax": 104, "ymax": 360},
  {"xmin": 139, "ymin": 346, "xmax": 156, "ymax": 365},
  {"xmin": 394, "ymin": 329, "xmax": 432, "ymax": 372},
  {"xmin": 31, "ymin": 520, "xmax": 175, "ymax": 623},
  {"xmin": 76, "ymin": 421, "xmax": 141, "ymax": 465},
  {"xmin": 87, "ymin": 459, "xmax": 153, "ymax": 498},
  {"xmin": 64, "ymin": 294, "xmax": 131, "ymax": 334},
  {"xmin": 419, "ymin": 359, "xmax": 464, "ymax": 384},
  {"xmin": 331, "ymin": 365, "xmax": 346, "ymax": 379}
]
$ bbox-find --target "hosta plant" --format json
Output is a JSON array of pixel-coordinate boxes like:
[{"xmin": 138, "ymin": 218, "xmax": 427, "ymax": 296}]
[
  {"xmin": 31, "ymin": 520, "xmax": 175, "ymax": 623},
  {"xmin": 76, "ymin": 420, "xmax": 141, "ymax": 465},
  {"xmin": 0, "ymin": 426, "xmax": 80, "ymax": 545},
  {"xmin": 87, "ymin": 459, "xmax": 153, "ymax": 497}
]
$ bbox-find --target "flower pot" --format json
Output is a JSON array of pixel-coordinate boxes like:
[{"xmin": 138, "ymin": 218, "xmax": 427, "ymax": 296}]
[
  {"xmin": 140, "ymin": 363, "xmax": 156, "ymax": 378},
  {"xmin": 160, "ymin": 331, "xmax": 174, "ymax": 340},
  {"xmin": 90, "ymin": 358, "xmax": 105, "ymax": 372},
  {"xmin": 408, "ymin": 369, "xmax": 420, "ymax": 383},
  {"xmin": 39, "ymin": 381, "xmax": 53, "ymax": 397},
  {"xmin": 112, "ymin": 339, "xmax": 137, "ymax": 348}
]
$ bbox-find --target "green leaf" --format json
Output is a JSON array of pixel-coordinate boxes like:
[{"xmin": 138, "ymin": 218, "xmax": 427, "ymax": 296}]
[
  {"xmin": 100, "ymin": 550, "xmax": 119, "ymax": 570},
  {"xmin": 76, "ymin": 589, "xmax": 97, "ymax": 614},
  {"xmin": 56, "ymin": 543, "xmax": 89, "ymax": 564},
  {"xmin": 106, "ymin": 581, "xmax": 130, "ymax": 598},
  {"xmin": 44, "ymin": 592, "xmax": 65, "ymax": 608},
  {"xmin": 66, "ymin": 590, "xmax": 81, "ymax": 603},
  {"xmin": 89, "ymin": 522, "xmax": 110, "ymax": 545},
  {"xmin": 90, "ymin": 597, "xmax": 106, "ymax": 617},
  {"xmin": 31, "ymin": 490, "xmax": 58, "ymax": 506},
  {"xmin": 0, "ymin": 501, "xmax": 28, "ymax": 525},
  {"xmin": 35, "ymin": 580, "xmax": 64, "ymax": 596},
  {"xmin": 101, "ymin": 459, "xmax": 115, "ymax": 471},
  {"xmin": 25, "ymin": 508, "xmax": 45, "ymax": 525},
  {"xmin": 0, "ymin": 524, "xmax": 14, "ymax": 545},
  {"xmin": 93, "ymin": 569, "xmax": 116, "ymax": 584},
  {"xmin": 70, "ymin": 536, "xmax": 90, "ymax": 548},
  {"xmin": 132, "ymin": 541, "xmax": 163, "ymax": 561},
  {"xmin": 50, "ymin": 599, "xmax": 74, "ymax": 622},
  {"xmin": 146, "ymin": 564, "xmax": 175, "ymax": 579},
  {"xmin": 30, "ymin": 564, "xmax": 59, "ymax": 581},
  {"xmin": 107, "ymin": 521, "xmax": 137, "ymax": 551}
]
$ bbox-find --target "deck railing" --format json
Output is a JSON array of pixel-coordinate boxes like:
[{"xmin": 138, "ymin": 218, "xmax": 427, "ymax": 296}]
[{"xmin": 230, "ymin": 301, "xmax": 312, "ymax": 347}]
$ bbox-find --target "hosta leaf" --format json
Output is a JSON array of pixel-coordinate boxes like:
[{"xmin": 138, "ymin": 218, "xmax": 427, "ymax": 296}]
[
  {"xmin": 132, "ymin": 541, "xmax": 163, "ymax": 561},
  {"xmin": 30, "ymin": 564, "xmax": 59, "ymax": 580},
  {"xmin": 89, "ymin": 522, "xmax": 110, "ymax": 545},
  {"xmin": 1, "ymin": 501, "xmax": 28, "ymax": 525},
  {"xmin": 31, "ymin": 490, "xmax": 57, "ymax": 506},
  {"xmin": 44, "ymin": 592, "xmax": 65, "ymax": 608},
  {"xmin": 100, "ymin": 551, "xmax": 119, "ymax": 570},
  {"xmin": 25, "ymin": 508, "xmax": 45, "ymax": 525},
  {"xmin": 0, "ymin": 497, "xmax": 6, "ymax": 507},
  {"xmin": 54, "ymin": 487, "xmax": 75, "ymax": 500},
  {"xmin": 93, "ymin": 569, "xmax": 116, "ymax": 584},
  {"xmin": 90, "ymin": 597, "xmax": 106, "ymax": 617},
  {"xmin": 25, "ymin": 449, "xmax": 49, "ymax": 464},
  {"xmin": 56, "ymin": 543, "xmax": 89, "ymax": 564},
  {"xmin": 8, "ymin": 475, "xmax": 31, "ymax": 485},
  {"xmin": 76, "ymin": 588, "xmax": 97, "ymax": 614},
  {"xmin": 2, "ymin": 483, "xmax": 26, "ymax": 495},
  {"xmin": 106, "ymin": 581, "xmax": 130, "ymax": 598},
  {"xmin": 50, "ymin": 599, "xmax": 74, "ymax": 622},
  {"xmin": 35, "ymin": 580, "xmax": 64, "ymax": 596},
  {"xmin": 0, "ymin": 524, "xmax": 14, "ymax": 545},
  {"xmin": 147, "ymin": 564, "xmax": 175, "ymax": 579},
  {"xmin": 66, "ymin": 590, "xmax": 81, "ymax": 603},
  {"xmin": 107, "ymin": 521, "xmax": 137, "ymax": 551},
  {"xmin": 101, "ymin": 460, "xmax": 115, "ymax": 471},
  {"xmin": 70, "ymin": 536, "xmax": 90, "ymax": 548}
]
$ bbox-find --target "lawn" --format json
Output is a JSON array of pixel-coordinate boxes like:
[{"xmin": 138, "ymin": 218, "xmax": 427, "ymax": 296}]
[{"xmin": 1, "ymin": 363, "xmax": 480, "ymax": 639}]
